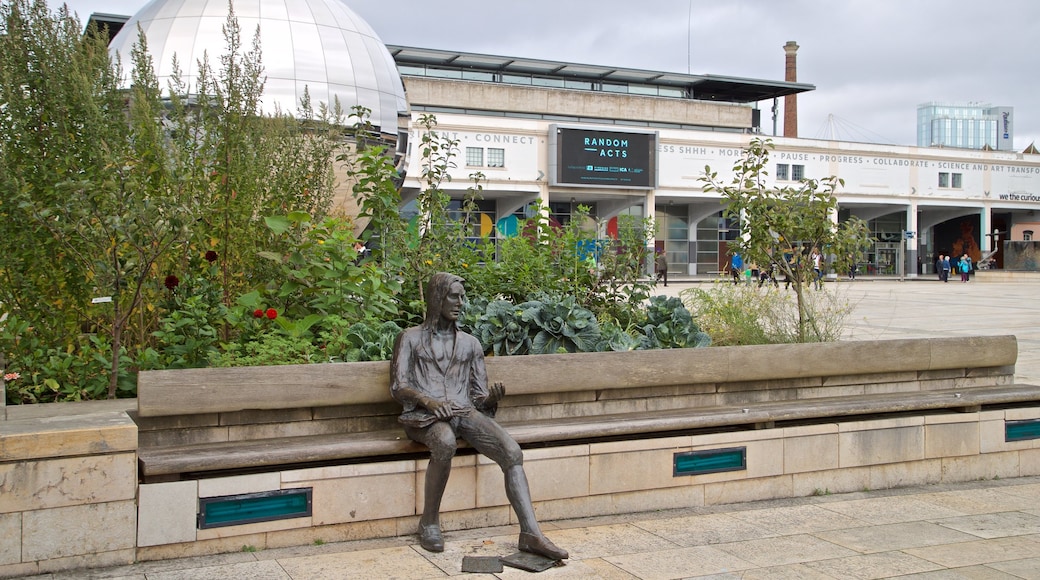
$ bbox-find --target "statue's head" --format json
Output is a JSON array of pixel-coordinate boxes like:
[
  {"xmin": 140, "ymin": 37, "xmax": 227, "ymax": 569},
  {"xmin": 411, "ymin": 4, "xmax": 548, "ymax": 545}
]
[{"xmin": 423, "ymin": 272, "xmax": 465, "ymax": 327}]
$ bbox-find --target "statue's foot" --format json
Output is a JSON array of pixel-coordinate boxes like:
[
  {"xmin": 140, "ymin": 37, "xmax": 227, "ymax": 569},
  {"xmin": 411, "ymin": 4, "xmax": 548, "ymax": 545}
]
[
  {"xmin": 418, "ymin": 523, "xmax": 444, "ymax": 552},
  {"xmin": 518, "ymin": 532, "xmax": 568, "ymax": 560}
]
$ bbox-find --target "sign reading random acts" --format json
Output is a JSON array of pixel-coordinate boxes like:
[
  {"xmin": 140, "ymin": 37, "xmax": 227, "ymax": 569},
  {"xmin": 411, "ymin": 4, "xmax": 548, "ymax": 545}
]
[{"xmin": 549, "ymin": 125, "xmax": 657, "ymax": 188}]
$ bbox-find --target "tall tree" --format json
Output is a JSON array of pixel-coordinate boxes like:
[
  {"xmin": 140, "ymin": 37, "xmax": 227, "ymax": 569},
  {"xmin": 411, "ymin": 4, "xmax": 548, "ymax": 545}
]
[
  {"xmin": 1, "ymin": 1, "xmax": 343, "ymax": 399},
  {"xmin": 0, "ymin": 0, "xmax": 113, "ymax": 345},
  {"xmin": 701, "ymin": 137, "xmax": 872, "ymax": 342}
]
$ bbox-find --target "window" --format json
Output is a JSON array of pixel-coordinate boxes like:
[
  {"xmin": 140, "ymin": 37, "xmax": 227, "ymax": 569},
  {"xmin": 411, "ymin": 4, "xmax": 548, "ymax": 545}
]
[
  {"xmin": 465, "ymin": 147, "xmax": 483, "ymax": 167},
  {"xmin": 564, "ymin": 79, "xmax": 592, "ymax": 91},
  {"xmin": 938, "ymin": 172, "xmax": 950, "ymax": 188},
  {"xmin": 776, "ymin": 164, "xmax": 789, "ymax": 180},
  {"xmin": 487, "ymin": 148, "xmax": 505, "ymax": 168},
  {"xmin": 532, "ymin": 77, "xmax": 565, "ymax": 88},
  {"xmin": 951, "ymin": 173, "xmax": 963, "ymax": 188},
  {"xmin": 462, "ymin": 70, "xmax": 494, "ymax": 82},
  {"xmin": 792, "ymin": 164, "xmax": 805, "ymax": 181},
  {"xmin": 1024, "ymin": 230, "xmax": 1034, "ymax": 241}
]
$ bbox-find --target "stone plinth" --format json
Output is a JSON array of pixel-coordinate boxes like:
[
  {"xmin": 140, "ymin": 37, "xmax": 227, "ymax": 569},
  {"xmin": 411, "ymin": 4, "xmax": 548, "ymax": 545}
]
[{"xmin": 0, "ymin": 400, "xmax": 137, "ymax": 578}]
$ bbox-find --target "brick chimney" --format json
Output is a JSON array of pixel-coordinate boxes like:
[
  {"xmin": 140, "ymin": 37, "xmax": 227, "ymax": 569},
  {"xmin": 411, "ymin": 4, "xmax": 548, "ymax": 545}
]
[{"xmin": 783, "ymin": 41, "xmax": 799, "ymax": 138}]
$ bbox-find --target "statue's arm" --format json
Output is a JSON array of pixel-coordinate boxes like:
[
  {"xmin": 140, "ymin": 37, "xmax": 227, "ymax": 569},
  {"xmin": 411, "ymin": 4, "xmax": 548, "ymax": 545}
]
[{"xmin": 469, "ymin": 346, "xmax": 503, "ymax": 417}]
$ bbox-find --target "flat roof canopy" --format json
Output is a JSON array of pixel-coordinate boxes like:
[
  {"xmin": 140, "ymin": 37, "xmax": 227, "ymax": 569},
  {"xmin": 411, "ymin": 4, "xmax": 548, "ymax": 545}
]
[{"xmin": 387, "ymin": 45, "xmax": 814, "ymax": 103}]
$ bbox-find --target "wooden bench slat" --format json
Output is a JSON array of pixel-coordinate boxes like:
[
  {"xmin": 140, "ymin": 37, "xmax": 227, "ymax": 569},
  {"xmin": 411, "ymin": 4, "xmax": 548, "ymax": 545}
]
[
  {"xmin": 506, "ymin": 384, "xmax": 1040, "ymax": 442},
  {"xmin": 139, "ymin": 430, "xmax": 426, "ymax": 477},
  {"xmin": 138, "ymin": 384, "xmax": 1040, "ymax": 478},
  {"xmin": 136, "ymin": 336, "xmax": 1019, "ymax": 417}
]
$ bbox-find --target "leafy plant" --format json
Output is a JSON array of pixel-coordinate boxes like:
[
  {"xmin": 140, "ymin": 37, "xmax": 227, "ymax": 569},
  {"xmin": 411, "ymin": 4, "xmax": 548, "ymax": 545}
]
[
  {"xmin": 467, "ymin": 300, "xmax": 532, "ymax": 356},
  {"xmin": 636, "ymin": 296, "xmax": 711, "ymax": 349},
  {"xmin": 212, "ymin": 333, "xmax": 320, "ymax": 367},
  {"xmin": 701, "ymin": 137, "xmax": 873, "ymax": 342},
  {"xmin": 682, "ymin": 281, "xmax": 854, "ymax": 345},
  {"xmin": 519, "ymin": 295, "xmax": 602, "ymax": 354},
  {"xmin": 319, "ymin": 317, "xmax": 403, "ymax": 363}
]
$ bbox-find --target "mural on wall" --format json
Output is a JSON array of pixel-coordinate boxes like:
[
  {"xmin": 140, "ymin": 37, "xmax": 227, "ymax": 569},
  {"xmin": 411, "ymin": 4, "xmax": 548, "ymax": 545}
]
[
  {"xmin": 950, "ymin": 219, "xmax": 982, "ymax": 263},
  {"xmin": 934, "ymin": 216, "xmax": 982, "ymax": 263},
  {"xmin": 1003, "ymin": 242, "xmax": 1040, "ymax": 271}
]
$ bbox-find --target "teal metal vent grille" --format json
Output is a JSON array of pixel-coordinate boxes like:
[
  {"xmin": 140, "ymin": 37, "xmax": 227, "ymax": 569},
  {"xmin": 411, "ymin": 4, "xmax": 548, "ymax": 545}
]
[
  {"xmin": 198, "ymin": 488, "xmax": 312, "ymax": 529},
  {"xmin": 674, "ymin": 447, "xmax": 746, "ymax": 476},
  {"xmin": 1006, "ymin": 419, "xmax": 1040, "ymax": 442}
]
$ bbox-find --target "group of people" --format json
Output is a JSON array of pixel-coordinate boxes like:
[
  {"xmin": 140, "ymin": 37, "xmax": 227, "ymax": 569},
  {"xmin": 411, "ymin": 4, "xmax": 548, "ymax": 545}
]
[
  {"xmin": 935, "ymin": 253, "xmax": 974, "ymax": 283},
  {"xmin": 729, "ymin": 248, "xmax": 823, "ymax": 290}
]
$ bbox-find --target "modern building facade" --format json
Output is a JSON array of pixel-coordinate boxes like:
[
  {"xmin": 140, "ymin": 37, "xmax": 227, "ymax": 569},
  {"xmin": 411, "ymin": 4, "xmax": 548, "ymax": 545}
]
[
  {"xmin": 95, "ymin": 1, "xmax": 1040, "ymax": 278},
  {"xmin": 394, "ymin": 49, "xmax": 1040, "ymax": 277},
  {"xmin": 917, "ymin": 102, "xmax": 1014, "ymax": 151}
]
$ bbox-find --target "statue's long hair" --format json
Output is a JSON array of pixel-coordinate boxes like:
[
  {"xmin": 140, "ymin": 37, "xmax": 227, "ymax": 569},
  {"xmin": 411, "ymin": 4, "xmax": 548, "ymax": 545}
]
[{"xmin": 422, "ymin": 272, "xmax": 465, "ymax": 330}]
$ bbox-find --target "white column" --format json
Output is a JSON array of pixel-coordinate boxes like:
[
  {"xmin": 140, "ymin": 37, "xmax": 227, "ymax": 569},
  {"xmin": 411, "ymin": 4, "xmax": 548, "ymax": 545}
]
[
  {"xmin": 981, "ymin": 206, "xmax": 993, "ymax": 253},
  {"xmin": 906, "ymin": 203, "xmax": 919, "ymax": 278}
]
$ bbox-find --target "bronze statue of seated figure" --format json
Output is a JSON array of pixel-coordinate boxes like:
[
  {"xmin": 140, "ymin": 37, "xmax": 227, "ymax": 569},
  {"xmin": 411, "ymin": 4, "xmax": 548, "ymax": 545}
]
[{"xmin": 390, "ymin": 272, "xmax": 568, "ymax": 561}]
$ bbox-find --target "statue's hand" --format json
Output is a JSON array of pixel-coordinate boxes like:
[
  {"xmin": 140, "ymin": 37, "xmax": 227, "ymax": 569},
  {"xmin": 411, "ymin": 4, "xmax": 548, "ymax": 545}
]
[
  {"xmin": 426, "ymin": 398, "xmax": 455, "ymax": 420},
  {"xmin": 486, "ymin": 382, "xmax": 505, "ymax": 405}
]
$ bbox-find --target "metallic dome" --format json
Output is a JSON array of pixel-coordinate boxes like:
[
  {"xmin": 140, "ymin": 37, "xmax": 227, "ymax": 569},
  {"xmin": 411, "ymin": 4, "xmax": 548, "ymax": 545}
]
[{"xmin": 108, "ymin": 0, "xmax": 406, "ymax": 135}]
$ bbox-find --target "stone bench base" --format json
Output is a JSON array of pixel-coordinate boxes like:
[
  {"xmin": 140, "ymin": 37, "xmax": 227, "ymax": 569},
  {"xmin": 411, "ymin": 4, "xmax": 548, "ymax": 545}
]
[{"xmin": 135, "ymin": 403, "xmax": 1040, "ymax": 562}]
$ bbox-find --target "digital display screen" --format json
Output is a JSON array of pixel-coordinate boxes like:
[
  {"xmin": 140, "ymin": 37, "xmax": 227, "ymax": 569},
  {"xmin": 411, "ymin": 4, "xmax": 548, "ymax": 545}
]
[{"xmin": 551, "ymin": 127, "xmax": 657, "ymax": 188}]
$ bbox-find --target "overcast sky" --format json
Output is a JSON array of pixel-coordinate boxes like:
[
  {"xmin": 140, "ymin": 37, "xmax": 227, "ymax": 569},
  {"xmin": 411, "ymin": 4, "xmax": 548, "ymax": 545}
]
[{"xmin": 53, "ymin": 0, "xmax": 1040, "ymax": 151}]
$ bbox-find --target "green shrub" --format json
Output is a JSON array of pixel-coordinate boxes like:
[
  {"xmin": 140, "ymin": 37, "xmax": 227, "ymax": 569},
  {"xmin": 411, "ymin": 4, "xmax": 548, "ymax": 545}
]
[{"xmin": 682, "ymin": 282, "xmax": 854, "ymax": 345}]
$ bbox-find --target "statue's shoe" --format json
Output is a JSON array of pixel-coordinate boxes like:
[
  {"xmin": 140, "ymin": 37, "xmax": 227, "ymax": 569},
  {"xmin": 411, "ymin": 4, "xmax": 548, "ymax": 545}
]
[
  {"xmin": 418, "ymin": 523, "xmax": 444, "ymax": 552},
  {"xmin": 518, "ymin": 532, "xmax": 568, "ymax": 560}
]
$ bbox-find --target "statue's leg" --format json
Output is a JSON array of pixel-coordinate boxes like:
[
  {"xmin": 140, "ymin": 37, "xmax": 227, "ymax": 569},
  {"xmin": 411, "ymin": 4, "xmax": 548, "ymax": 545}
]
[
  {"xmin": 404, "ymin": 422, "xmax": 457, "ymax": 552},
  {"xmin": 458, "ymin": 415, "xmax": 569, "ymax": 560}
]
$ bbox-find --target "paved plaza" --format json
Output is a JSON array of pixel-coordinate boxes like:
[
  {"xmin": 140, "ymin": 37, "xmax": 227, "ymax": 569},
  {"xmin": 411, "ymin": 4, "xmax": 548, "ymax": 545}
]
[{"xmin": 20, "ymin": 278, "xmax": 1040, "ymax": 579}]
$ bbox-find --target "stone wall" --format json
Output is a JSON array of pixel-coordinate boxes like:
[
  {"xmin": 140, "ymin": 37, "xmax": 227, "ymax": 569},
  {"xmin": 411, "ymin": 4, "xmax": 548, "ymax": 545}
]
[
  {"xmin": 0, "ymin": 400, "xmax": 137, "ymax": 578},
  {"xmin": 133, "ymin": 406, "xmax": 1040, "ymax": 562}
]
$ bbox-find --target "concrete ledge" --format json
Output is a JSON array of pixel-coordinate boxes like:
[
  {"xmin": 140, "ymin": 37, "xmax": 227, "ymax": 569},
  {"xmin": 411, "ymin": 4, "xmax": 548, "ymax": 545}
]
[{"xmin": 973, "ymin": 270, "xmax": 1040, "ymax": 282}]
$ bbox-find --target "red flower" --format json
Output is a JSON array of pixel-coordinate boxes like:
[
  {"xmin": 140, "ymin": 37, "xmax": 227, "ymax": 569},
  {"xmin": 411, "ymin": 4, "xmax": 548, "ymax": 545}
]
[
  {"xmin": 204, "ymin": 250, "xmax": 218, "ymax": 263},
  {"xmin": 164, "ymin": 275, "xmax": 180, "ymax": 290},
  {"xmin": 265, "ymin": 308, "xmax": 277, "ymax": 320},
  {"xmin": 253, "ymin": 309, "xmax": 263, "ymax": 318}
]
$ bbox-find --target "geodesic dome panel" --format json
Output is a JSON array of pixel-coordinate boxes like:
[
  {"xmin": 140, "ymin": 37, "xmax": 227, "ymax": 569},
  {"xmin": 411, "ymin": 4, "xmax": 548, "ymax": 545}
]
[{"xmin": 109, "ymin": 0, "xmax": 406, "ymax": 135}]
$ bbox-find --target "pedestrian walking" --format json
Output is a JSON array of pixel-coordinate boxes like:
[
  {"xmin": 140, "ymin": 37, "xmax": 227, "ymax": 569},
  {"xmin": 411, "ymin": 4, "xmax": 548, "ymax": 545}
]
[
  {"xmin": 811, "ymin": 248, "xmax": 823, "ymax": 290},
  {"xmin": 958, "ymin": 253, "xmax": 972, "ymax": 282},
  {"xmin": 655, "ymin": 251, "xmax": 669, "ymax": 287},
  {"xmin": 730, "ymin": 252, "xmax": 743, "ymax": 285}
]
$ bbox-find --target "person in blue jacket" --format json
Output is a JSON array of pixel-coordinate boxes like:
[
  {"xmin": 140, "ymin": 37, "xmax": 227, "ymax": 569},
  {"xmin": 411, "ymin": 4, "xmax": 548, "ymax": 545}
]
[{"xmin": 730, "ymin": 252, "xmax": 743, "ymax": 284}]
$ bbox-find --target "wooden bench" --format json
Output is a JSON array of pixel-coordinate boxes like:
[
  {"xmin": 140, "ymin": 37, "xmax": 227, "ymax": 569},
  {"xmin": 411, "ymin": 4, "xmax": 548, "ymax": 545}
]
[{"xmin": 134, "ymin": 334, "xmax": 1040, "ymax": 482}]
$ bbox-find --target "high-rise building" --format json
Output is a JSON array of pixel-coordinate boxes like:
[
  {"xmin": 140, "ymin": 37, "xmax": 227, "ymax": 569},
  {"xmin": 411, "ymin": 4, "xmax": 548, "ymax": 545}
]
[{"xmin": 917, "ymin": 102, "xmax": 1013, "ymax": 150}]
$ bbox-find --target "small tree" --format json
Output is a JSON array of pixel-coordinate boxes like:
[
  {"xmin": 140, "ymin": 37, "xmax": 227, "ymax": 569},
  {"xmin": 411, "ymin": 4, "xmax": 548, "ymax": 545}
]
[{"xmin": 701, "ymin": 138, "xmax": 872, "ymax": 342}]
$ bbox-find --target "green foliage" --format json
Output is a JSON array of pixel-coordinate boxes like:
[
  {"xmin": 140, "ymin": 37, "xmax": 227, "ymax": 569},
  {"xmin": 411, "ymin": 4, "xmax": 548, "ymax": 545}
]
[
  {"xmin": 319, "ymin": 317, "xmax": 403, "ymax": 363},
  {"xmin": 522, "ymin": 295, "xmax": 602, "ymax": 354},
  {"xmin": 466, "ymin": 300, "xmax": 532, "ymax": 356},
  {"xmin": 462, "ymin": 204, "xmax": 655, "ymax": 326},
  {"xmin": 0, "ymin": 315, "xmax": 135, "ymax": 403},
  {"xmin": 164, "ymin": 7, "xmax": 342, "ymax": 309},
  {"xmin": 461, "ymin": 294, "xmax": 709, "ymax": 356},
  {"xmin": 701, "ymin": 137, "xmax": 872, "ymax": 342},
  {"xmin": 255, "ymin": 212, "xmax": 400, "ymax": 323},
  {"xmin": 681, "ymin": 281, "xmax": 854, "ymax": 345},
  {"xmin": 212, "ymin": 333, "xmax": 321, "ymax": 367},
  {"xmin": 637, "ymin": 296, "xmax": 712, "ymax": 349},
  {"xmin": 0, "ymin": 3, "xmax": 344, "ymax": 396}
]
